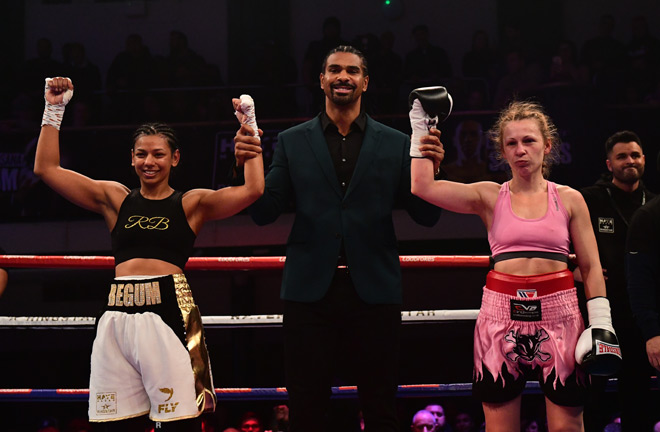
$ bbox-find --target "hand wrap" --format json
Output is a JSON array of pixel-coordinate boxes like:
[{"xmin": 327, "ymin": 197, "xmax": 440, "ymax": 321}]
[
  {"xmin": 42, "ymin": 77, "xmax": 73, "ymax": 130},
  {"xmin": 408, "ymin": 86, "xmax": 452, "ymax": 157},
  {"xmin": 235, "ymin": 94, "xmax": 260, "ymax": 141}
]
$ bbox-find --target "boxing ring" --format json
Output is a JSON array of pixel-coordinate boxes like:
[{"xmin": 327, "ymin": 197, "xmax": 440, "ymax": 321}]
[{"xmin": 0, "ymin": 253, "xmax": 618, "ymax": 404}]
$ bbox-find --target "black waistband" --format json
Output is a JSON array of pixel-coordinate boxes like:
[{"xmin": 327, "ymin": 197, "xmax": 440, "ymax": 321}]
[{"xmin": 491, "ymin": 251, "xmax": 569, "ymax": 266}]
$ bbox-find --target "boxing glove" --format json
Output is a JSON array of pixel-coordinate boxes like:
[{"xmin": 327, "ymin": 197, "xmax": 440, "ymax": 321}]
[
  {"xmin": 409, "ymin": 86, "xmax": 452, "ymax": 157},
  {"xmin": 42, "ymin": 77, "xmax": 74, "ymax": 130},
  {"xmin": 235, "ymin": 94, "xmax": 260, "ymax": 141},
  {"xmin": 575, "ymin": 297, "xmax": 622, "ymax": 376}
]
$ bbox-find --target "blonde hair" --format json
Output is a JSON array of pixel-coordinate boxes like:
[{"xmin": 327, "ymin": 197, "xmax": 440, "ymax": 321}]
[{"xmin": 488, "ymin": 100, "xmax": 560, "ymax": 178}]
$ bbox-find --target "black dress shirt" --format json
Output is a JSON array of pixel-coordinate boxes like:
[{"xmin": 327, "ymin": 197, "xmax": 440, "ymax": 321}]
[{"xmin": 320, "ymin": 111, "xmax": 367, "ymax": 196}]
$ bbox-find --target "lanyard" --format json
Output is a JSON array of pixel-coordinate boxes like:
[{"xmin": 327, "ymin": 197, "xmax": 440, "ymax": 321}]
[{"xmin": 605, "ymin": 187, "xmax": 645, "ymax": 227}]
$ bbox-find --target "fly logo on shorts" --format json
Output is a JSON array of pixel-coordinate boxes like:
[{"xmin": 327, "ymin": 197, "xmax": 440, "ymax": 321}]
[
  {"xmin": 158, "ymin": 387, "xmax": 179, "ymax": 414},
  {"xmin": 108, "ymin": 281, "xmax": 161, "ymax": 307},
  {"xmin": 504, "ymin": 328, "xmax": 552, "ymax": 363},
  {"xmin": 95, "ymin": 392, "xmax": 117, "ymax": 415}
]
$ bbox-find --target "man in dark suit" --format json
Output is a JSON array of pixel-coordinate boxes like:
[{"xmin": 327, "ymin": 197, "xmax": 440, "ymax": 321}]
[{"xmin": 234, "ymin": 45, "xmax": 443, "ymax": 432}]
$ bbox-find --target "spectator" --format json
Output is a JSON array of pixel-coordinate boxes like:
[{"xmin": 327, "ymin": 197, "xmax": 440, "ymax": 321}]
[
  {"xmin": 579, "ymin": 130, "xmax": 655, "ymax": 432},
  {"xmin": 626, "ymin": 15, "xmax": 660, "ymax": 74},
  {"xmin": 107, "ymin": 34, "xmax": 156, "ymax": 92},
  {"xmin": 239, "ymin": 411, "xmax": 263, "ymax": 432},
  {"xmin": 266, "ymin": 404, "xmax": 290, "ymax": 432},
  {"xmin": 106, "ymin": 34, "xmax": 158, "ymax": 123},
  {"xmin": 20, "ymin": 37, "xmax": 67, "ymax": 94},
  {"xmin": 453, "ymin": 411, "xmax": 477, "ymax": 432},
  {"xmin": 368, "ymin": 30, "xmax": 404, "ymax": 114},
  {"xmin": 442, "ymin": 119, "xmax": 506, "ymax": 184},
  {"xmin": 424, "ymin": 403, "xmax": 452, "ymax": 431},
  {"xmin": 301, "ymin": 16, "xmax": 348, "ymax": 113},
  {"xmin": 404, "ymin": 24, "xmax": 453, "ymax": 85},
  {"xmin": 249, "ymin": 39, "xmax": 298, "ymax": 118},
  {"xmin": 621, "ymin": 15, "xmax": 660, "ymax": 104},
  {"xmin": 462, "ymin": 30, "xmax": 498, "ymax": 97},
  {"xmin": 547, "ymin": 40, "xmax": 586, "ymax": 85},
  {"xmin": 62, "ymin": 42, "xmax": 102, "ymax": 126},
  {"xmin": 492, "ymin": 50, "xmax": 543, "ymax": 109},
  {"xmin": 580, "ymin": 14, "xmax": 627, "ymax": 96},
  {"xmin": 411, "ymin": 410, "xmax": 437, "ymax": 432}
]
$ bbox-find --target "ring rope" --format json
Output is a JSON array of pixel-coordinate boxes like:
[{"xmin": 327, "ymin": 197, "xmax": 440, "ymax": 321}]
[
  {"xmin": 0, "ymin": 253, "xmax": 586, "ymax": 404},
  {"xmin": 0, "ymin": 309, "xmax": 480, "ymax": 328},
  {"xmin": 2, "ymin": 381, "xmax": 603, "ymax": 402},
  {"xmin": 0, "ymin": 255, "xmax": 492, "ymax": 269}
]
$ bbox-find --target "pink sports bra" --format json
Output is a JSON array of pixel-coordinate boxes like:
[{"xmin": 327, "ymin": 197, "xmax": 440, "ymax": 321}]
[{"xmin": 488, "ymin": 181, "xmax": 570, "ymax": 263}]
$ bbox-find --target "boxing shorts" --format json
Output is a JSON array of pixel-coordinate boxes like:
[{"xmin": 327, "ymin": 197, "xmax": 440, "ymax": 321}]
[
  {"xmin": 472, "ymin": 269, "xmax": 588, "ymax": 407},
  {"xmin": 89, "ymin": 274, "xmax": 216, "ymax": 422}
]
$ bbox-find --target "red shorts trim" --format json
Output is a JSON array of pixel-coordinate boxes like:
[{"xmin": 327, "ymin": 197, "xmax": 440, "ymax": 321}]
[{"xmin": 486, "ymin": 269, "xmax": 574, "ymax": 297}]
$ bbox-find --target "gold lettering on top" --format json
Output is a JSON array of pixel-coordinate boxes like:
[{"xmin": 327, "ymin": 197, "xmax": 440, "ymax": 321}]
[
  {"xmin": 145, "ymin": 281, "xmax": 162, "ymax": 305},
  {"xmin": 134, "ymin": 284, "xmax": 145, "ymax": 306},
  {"xmin": 108, "ymin": 284, "xmax": 117, "ymax": 306},
  {"xmin": 124, "ymin": 284, "xmax": 134, "ymax": 306},
  {"xmin": 124, "ymin": 215, "xmax": 170, "ymax": 230}
]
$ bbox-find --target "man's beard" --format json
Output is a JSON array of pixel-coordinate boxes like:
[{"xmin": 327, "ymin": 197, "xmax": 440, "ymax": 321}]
[
  {"xmin": 328, "ymin": 85, "xmax": 358, "ymax": 106},
  {"xmin": 615, "ymin": 165, "xmax": 644, "ymax": 184}
]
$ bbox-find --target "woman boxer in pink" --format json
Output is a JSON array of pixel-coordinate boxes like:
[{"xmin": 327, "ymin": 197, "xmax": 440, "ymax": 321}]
[{"xmin": 410, "ymin": 100, "xmax": 620, "ymax": 432}]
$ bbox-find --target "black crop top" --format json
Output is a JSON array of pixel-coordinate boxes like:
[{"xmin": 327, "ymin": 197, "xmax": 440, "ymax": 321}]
[{"xmin": 111, "ymin": 189, "xmax": 196, "ymax": 269}]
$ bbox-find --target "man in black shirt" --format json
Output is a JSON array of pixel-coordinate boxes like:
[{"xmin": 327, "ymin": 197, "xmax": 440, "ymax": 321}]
[
  {"xmin": 580, "ymin": 130, "xmax": 655, "ymax": 431},
  {"xmin": 235, "ymin": 45, "xmax": 443, "ymax": 432},
  {"xmin": 626, "ymin": 194, "xmax": 660, "ymax": 375}
]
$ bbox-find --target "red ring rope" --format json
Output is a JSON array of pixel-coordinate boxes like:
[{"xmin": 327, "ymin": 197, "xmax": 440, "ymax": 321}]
[{"xmin": 0, "ymin": 255, "xmax": 492, "ymax": 269}]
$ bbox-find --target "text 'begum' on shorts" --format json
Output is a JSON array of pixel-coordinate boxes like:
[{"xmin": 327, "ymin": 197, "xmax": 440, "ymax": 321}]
[{"xmin": 89, "ymin": 274, "xmax": 216, "ymax": 422}]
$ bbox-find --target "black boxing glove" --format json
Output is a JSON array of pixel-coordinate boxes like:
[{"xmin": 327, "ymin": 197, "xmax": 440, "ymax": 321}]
[
  {"xmin": 575, "ymin": 297, "xmax": 622, "ymax": 376},
  {"xmin": 409, "ymin": 86, "xmax": 452, "ymax": 157}
]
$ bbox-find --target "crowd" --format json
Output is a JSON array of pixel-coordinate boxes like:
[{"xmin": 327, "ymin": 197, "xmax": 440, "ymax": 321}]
[{"xmin": 2, "ymin": 14, "xmax": 660, "ymax": 130}]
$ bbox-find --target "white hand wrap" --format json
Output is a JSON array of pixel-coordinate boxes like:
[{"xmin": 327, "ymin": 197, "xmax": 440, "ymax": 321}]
[
  {"xmin": 409, "ymin": 98, "xmax": 438, "ymax": 158},
  {"xmin": 236, "ymin": 94, "xmax": 260, "ymax": 141},
  {"xmin": 42, "ymin": 78, "xmax": 73, "ymax": 131},
  {"xmin": 585, "ymin": 297, "xmax": 615, "ymax": 330}
]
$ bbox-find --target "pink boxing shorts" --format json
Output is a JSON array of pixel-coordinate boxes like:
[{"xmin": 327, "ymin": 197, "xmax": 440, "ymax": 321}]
[{"xmin": 472, "ymin": 269, "xmax": 588, "ymax": 407}]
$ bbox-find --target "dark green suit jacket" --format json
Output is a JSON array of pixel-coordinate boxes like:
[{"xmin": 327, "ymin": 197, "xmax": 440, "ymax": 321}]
[{"xmin": 250, "ymin": 114, "xmax": 441, "ymax": 304}]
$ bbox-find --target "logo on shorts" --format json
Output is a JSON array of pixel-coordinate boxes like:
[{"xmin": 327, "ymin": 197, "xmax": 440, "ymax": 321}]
[
  {"xmin": 95, "ymin": 392, "xmax": 117, "ymax": 415},
  {"xmin": 157, "ymin": 387, "xmax": 180, "ymax": 414},
  {"xmin": 598, "ymin": 217, "xmax": 614, "ymax": 233},
  {"xmin": 505, "ymin": 328, "xmax": 552, "ymax": 363},
  {"xmin": 517, "ymin": 289, "xmax": 538, "ymax": 298},
  {"xmin": 510, "ymin": 299, "xmax": 542, "ymax": 321},
  {"xmin": 159, "ymin": 387, "xmax": 174, "ymax": 401}
]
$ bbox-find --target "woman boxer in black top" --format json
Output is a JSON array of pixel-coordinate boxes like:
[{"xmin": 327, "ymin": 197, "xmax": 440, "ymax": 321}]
[{"xmin": 35, "ymin": 77, "xmax": 264, "ymax": 431}]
